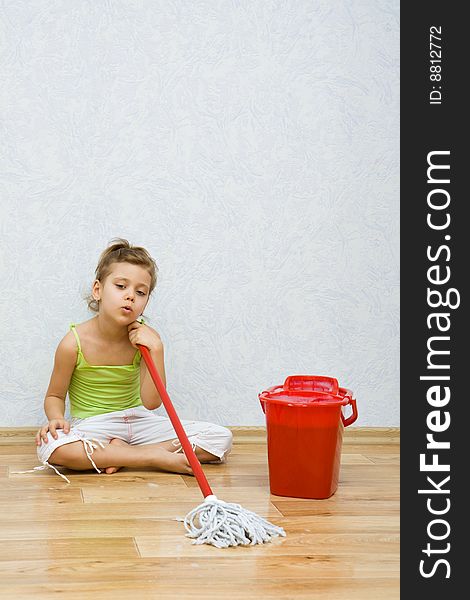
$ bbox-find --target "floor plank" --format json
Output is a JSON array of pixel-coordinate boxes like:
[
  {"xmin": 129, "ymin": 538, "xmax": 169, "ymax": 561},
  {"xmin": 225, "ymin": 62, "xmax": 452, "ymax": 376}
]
[{"xmin": 0, "ymin": 579, "xmax": 399, "ymax": 600}]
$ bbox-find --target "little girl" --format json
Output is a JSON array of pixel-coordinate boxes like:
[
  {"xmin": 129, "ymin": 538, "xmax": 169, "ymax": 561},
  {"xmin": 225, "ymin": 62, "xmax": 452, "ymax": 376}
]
[{"xmin": 35, "ymin": 238, "xmax": 233, "ymax": 482}]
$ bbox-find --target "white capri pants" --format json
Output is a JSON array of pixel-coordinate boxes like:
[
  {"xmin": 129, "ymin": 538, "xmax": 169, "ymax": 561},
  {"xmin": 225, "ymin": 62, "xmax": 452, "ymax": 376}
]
[{"xmin": 35, "ymin": 406, "xmax": 233, "ymax": 482}]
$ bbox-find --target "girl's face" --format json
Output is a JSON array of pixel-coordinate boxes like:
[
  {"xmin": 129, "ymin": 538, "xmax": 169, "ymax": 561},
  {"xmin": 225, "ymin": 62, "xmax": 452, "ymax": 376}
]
[{"xmin": 93, "ymin": 262, "xmax": 151, "ymax": 322}]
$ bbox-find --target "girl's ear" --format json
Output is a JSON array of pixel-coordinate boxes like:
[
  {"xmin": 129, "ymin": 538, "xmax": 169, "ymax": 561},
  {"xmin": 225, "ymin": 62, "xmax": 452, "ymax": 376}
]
[{"xmin": 92, "ymin": 279, "xmax": 101, "ymax": 301}]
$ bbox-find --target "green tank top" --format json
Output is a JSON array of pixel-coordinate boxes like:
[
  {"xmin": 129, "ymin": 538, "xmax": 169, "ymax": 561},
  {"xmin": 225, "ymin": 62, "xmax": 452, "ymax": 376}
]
[{"xmin": 68, "ymin": 319, "xmax": 145, "ymax": 418}]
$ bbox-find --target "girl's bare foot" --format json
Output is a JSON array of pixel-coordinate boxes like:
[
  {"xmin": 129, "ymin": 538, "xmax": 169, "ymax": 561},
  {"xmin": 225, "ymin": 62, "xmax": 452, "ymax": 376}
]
[
  {"xmin": 104, "ymin": 439, "xmax": 193, "ymax": 476},
  {"xmin": 105, "ymin": 438, "xmax": 128, "ymax": 474},
  {"xmin": 154, "ymin": 447, "xmax": 193, "ymax": 475}
]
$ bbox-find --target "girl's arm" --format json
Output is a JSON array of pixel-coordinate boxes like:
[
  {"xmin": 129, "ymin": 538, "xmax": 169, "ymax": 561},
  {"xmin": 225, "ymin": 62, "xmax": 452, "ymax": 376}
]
[
  {"xmin": 128, "ymin": 320, "xmax": 166, "ymax": 410},
  {"xmin": 43, "ymin": 335, "xmax": 77, "ymax": 411},
  {"xmin": 36, "ymin": 335, "xmax": 77, "ymax": 445},
  {"xmin": 139, "ymin": 346, "xmax": 166, "ymax": 410},
  {"xmin": 44, "ymin": 395, "xmax": 67, "ymax": 420}
]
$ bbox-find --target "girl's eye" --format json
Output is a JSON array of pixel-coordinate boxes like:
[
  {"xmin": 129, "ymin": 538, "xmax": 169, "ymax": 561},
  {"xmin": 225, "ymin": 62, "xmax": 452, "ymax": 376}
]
[{"xmin": 116, "ymin": 284, "xmax": 146, "ymax": 296}]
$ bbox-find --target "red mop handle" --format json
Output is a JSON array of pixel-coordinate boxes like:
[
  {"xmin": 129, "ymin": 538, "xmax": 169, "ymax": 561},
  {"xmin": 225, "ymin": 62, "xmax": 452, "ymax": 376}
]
[{"xmin": 137, "ymin": 344, "xmax": 213, "ymax": 499}]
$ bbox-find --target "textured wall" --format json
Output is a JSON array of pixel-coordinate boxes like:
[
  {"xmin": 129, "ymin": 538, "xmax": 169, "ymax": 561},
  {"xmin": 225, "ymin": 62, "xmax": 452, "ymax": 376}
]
[{"xmin": 0, "ymin": 1, "xmax": 399, "ymax": 427}]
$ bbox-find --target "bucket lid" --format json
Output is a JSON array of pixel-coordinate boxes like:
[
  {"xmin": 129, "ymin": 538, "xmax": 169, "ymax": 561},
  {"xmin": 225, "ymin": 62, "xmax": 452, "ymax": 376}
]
[{"xmin": 259, "ymin": 388, "xmax": 350, "ymax": 408}]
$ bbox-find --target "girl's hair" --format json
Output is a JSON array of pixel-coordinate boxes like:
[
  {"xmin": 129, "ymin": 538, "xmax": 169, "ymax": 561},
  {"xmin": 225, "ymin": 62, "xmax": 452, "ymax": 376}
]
[{"xmin": 85, "ymin": 238, "xmax": 159, "ymax": 314}]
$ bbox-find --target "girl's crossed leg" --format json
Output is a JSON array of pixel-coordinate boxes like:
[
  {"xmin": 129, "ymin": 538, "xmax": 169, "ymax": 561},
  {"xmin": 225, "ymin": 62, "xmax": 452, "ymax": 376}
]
[
  {"xmin": 48, "ymin": 438, "xmax": 199, "ymax": 475},
  {"xmin": 38, "ymin": 406, "xmax": 233, "ymax": 478},
  {"xmin": 103, "ymin": 437, "xmax": 220, "ymax": 474}
]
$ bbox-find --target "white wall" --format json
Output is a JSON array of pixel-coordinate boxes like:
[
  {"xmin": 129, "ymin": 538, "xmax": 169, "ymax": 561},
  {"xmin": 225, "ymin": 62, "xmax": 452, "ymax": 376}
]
[{"xmin": 0, "ymin": 1, "xmax": 399, "ymax": 427}]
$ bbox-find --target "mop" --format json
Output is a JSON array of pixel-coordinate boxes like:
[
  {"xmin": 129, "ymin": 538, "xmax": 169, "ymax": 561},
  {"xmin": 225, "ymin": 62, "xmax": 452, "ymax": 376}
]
[{"xmin": 138, "ymin": 344, "xmax": 286, "ymax": 548}]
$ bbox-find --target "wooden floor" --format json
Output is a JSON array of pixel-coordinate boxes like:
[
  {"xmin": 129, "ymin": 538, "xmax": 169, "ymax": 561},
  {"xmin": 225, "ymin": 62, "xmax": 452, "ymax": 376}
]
[{"xmin": 0, "ymin": 427, "xmax": 399, "ymax": 599}]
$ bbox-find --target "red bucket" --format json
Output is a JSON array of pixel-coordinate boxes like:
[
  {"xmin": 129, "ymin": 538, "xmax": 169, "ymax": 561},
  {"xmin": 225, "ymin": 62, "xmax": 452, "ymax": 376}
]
[{"xmin": 259, "ymin": 375, "xmax": 358, "ymax": 499}]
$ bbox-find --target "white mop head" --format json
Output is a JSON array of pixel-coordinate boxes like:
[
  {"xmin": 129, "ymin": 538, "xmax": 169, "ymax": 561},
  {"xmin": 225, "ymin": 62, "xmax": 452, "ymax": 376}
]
[{"xmin": 183, "ymin": 494, "xmax": 286, "ymax": 548}]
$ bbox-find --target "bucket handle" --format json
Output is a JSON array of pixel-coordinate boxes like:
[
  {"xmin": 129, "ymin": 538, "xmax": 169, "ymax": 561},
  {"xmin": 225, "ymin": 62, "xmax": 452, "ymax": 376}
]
[
  {"xmin": 283, "ymin": 375, "xmax": 339, "ymax": 394},
  {"xmin": 341, "ymin": 396, "xmax": 358, "ymax": 427}
]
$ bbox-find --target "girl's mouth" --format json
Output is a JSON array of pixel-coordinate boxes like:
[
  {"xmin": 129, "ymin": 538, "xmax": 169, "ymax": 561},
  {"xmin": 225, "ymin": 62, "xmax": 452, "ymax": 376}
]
[{"xmin": 122, "ymin": 307, "xmax": 132, "ymax": 313}]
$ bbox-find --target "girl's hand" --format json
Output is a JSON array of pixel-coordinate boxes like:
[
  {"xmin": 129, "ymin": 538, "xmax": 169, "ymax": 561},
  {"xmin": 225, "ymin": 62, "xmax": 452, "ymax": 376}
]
[
  {"xmin": 128, "ymin": 321, "xmax": 163, "ymax": 353},
  {"xmin": 36, "ymin": 419, "xmax": 70, "ymax": 446}
]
